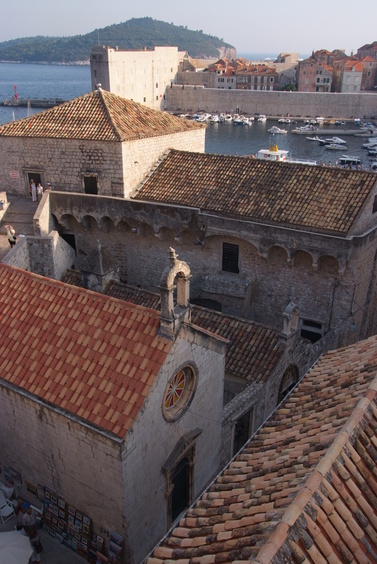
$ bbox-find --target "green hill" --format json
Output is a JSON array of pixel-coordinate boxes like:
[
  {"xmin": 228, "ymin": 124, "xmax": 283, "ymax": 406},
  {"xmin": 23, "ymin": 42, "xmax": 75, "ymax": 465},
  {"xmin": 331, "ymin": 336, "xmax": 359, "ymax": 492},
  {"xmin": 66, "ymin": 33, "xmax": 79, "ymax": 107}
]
[{"xmin": 0, "ymin": 18, "xmax": 235, "ymax": 64}]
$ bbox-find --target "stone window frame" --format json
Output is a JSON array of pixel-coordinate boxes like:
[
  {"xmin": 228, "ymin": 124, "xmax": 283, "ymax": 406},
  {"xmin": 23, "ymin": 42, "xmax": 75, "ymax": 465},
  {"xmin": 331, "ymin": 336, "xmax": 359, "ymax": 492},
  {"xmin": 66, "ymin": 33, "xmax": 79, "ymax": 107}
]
[
  {"xmin": 162, "ymin": 429, "xmax": 201, "ymax": 525},
  {"xmin": 222, "ymin": 242, "xmax": 240, "ymax": 274}
]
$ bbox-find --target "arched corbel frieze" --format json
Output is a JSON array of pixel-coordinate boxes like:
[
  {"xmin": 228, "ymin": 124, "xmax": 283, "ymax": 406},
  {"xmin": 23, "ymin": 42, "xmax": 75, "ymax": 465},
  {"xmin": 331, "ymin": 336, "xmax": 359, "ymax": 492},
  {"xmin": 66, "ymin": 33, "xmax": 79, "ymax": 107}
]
[
  {"xmin": 99, "ymin": 216, "xmax": 113, "ymax": 233},
  {"xmin": 81, "ymin": 215, "xmax": 98, "ymax": 231}
]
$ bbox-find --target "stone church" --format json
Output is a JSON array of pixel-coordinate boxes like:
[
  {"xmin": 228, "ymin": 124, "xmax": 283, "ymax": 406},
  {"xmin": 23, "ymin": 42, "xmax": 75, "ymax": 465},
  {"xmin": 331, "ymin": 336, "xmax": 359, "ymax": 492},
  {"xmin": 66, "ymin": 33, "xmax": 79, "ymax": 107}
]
[{"xmin": 0, "ymin": 253, "xmax": 227, "ymax": 563}]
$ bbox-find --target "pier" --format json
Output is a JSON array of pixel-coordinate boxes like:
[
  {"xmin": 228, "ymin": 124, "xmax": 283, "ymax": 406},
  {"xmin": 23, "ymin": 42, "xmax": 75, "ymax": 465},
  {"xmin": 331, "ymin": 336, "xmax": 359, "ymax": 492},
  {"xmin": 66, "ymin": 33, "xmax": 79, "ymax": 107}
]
[{"xmin": 0, "ymin": 97, "xmax": 65, "ymax": 108}]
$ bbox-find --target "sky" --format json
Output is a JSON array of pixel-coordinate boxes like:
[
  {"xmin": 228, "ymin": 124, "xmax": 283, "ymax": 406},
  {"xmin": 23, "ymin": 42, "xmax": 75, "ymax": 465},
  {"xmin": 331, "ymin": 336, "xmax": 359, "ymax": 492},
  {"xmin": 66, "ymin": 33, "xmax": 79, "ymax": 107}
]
[{"xmin": 0, "ymin": 0, "xmax": 376, "ymax": 57}]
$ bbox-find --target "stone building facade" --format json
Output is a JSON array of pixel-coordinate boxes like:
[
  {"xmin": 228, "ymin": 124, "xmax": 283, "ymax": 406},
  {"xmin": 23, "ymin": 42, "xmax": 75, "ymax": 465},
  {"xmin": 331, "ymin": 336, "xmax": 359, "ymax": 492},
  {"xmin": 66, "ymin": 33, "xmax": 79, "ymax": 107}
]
[
  {"xmin": 0, "ymin": 88, "xmax": 205, "ymax": 199},
  {"xmin": 0, "ymin": 256, "xmax": 226, "ymax": 564},
  {"xmin": 41, "ymin": 148, "xmax": 377, "ymax": 354},
  {"xmin": 90, "ymin": 45, "xmax": 186, "ymax": 110}
]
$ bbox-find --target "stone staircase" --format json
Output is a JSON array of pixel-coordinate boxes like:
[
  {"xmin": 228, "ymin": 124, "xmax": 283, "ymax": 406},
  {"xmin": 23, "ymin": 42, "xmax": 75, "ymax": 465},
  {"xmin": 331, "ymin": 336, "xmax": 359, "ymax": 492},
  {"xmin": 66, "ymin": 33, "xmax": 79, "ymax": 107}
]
[
  {"xmin": 0, "ymin": 194, "xmax": 37, "ymax": 261},
  {"xmin": 0, "ymin": 194, "xmax": 37, "ymax": 236}
]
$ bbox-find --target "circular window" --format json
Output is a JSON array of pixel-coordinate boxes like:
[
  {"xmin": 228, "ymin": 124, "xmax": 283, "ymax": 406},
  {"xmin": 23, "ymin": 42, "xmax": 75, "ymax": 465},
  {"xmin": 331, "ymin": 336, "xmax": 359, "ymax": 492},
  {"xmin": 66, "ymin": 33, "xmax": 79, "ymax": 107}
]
[{"xmin": 162, "ymin": 365, "xmax": 198, "ymax": 422}]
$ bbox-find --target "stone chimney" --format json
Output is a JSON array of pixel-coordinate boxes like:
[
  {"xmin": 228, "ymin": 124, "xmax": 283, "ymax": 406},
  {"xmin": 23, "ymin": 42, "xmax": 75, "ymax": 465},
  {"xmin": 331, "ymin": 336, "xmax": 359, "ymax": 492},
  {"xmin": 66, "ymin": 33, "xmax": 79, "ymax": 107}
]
[{"xmin": 159, "ymin": 248, "xmax": 191, "ymax": 339}]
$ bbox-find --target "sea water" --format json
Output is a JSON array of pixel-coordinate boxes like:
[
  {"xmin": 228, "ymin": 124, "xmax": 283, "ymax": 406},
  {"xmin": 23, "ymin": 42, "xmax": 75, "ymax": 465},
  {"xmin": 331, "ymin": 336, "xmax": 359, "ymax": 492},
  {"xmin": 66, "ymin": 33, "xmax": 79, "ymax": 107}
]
[{"xmin": 0, "ymin": 62, "xmax": 372, "ymax": 167}]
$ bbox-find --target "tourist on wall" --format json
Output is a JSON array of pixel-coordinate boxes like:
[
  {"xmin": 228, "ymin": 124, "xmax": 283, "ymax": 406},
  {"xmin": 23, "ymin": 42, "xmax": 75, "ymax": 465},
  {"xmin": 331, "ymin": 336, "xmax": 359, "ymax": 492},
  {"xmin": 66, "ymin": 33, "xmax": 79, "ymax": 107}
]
[
  {"xmin": 30, "ymin": 179, "xmax": 37, "ymax": 202},
  {"xmin": 37, "ymin": 182, "xmax": 44, "ymax": 201},
  {"xmin": 5, "ymin": 224, "xmax": 17, "ymax": 247}
]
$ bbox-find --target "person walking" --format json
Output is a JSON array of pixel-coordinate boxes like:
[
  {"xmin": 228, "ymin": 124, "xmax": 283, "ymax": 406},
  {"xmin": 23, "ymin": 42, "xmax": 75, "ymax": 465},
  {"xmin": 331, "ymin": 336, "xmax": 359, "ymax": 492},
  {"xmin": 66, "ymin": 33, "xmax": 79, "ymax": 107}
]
[
  {"xmin": 30, "ymin": 179, "xmax": 37, "ymax": 202},
  {"xmin": 5, "ymin": 225, "xmax": 17, "ymax": 247},
  {"xmin": 37, "ymin": 182, "xmax": 44, "ymax": 202}
]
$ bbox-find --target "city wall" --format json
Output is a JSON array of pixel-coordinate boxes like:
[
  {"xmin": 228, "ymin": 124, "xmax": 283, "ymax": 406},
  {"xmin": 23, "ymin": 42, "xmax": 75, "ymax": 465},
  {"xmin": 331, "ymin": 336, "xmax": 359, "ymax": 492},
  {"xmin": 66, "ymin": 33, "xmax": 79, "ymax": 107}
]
[{"xmin": 165, "ymin": 85, "xmax": 377, "ymax": 119}]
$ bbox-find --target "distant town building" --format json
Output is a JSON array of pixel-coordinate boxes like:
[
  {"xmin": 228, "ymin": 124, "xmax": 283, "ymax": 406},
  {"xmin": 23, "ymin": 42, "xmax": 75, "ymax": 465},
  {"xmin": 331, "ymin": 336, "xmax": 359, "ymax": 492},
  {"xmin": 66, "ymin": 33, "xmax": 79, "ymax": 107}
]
[{"xmin": 297, "ymin": 57, "xmax": 332, "ymax": 92}]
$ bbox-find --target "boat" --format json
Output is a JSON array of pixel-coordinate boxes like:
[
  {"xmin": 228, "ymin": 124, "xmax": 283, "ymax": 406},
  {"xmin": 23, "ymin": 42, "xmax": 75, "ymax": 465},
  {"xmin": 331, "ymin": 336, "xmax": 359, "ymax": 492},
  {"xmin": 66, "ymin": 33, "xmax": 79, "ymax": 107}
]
[
  {"xmin": 257, "ymin": 115, "xmax": 267, "ymax": 122},
  {"xmin": 233, "ymin": 115, "xmax": 246, "ymax": 125},
  {"xmin": 318, "ymin": 136, "xmax": 347, "ymax": 146},
  {"xmin": 256, "ymin": 144, "xmax": 316, "ymax": 165},
  {"xmin": 292, "ymin": 125, "xmax": 318, "ymax": 133},
  {"xmin": 210, "ymin": 114, "xmax": 220, "ymax": 123},
  {"xmin": 278, "ymin": 118, "xmax": 291, "ymax": 124},
  {"xmin": 325, "ymin": 144, "xmax": 346, "ymax": 151},
  {"xmin": 306, "ymin": 135, "xmax": 322, "ymax": 142},
  {"xmin": 338, "ymin": 155, "xmax": 362, "ymax": 166},
  {"xmin": 268, "ymin": 126, "xmax": 288, "ymax": 134}
]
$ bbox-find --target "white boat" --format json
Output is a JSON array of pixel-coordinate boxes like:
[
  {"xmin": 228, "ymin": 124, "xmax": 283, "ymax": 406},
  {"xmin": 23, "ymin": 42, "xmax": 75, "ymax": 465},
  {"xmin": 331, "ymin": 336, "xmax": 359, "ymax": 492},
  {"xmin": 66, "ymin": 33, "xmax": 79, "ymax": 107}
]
[
  {"xmin": 257, "ymin": 144, "xmax": 316, "ymax": 165},
  {"xmin": 257, "ymin": 115, "xmax": 267, "ymax": 122},
  {"xmin": 318, "ymin": 136, "xmax": 347, "ymax": 146},
  {"xmin": 278, "ymin": 118, "xmax": 291, "ymax": 124},
  {"xmin": 233, "ymin": 115, "xmax": 246, "ymax": 125},
  {"xmin": 268, "ymin": 126, "xmax": 288, "ymax": 134},
  {"xmin": 306, "ymin": 136, "xmax": 322, "ymax": 142},
  {"xmin": 210, "ymin": 114, "xmax": 220, "ymax": 123},
  {"xmin": 338, "ymin": 155, "xmax": 361, "ymax": 166},
  {"xmin": 292, "ymin": 125, "xmax": 318, "ymax": 133}
]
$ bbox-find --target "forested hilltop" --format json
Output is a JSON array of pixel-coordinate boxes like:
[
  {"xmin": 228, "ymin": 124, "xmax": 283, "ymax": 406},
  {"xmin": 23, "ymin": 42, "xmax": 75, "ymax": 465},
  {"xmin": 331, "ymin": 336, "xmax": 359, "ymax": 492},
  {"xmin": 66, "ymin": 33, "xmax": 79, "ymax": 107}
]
[{"xmin": 0, "ymin": 17, "xmax": 236, "ymax": 64}]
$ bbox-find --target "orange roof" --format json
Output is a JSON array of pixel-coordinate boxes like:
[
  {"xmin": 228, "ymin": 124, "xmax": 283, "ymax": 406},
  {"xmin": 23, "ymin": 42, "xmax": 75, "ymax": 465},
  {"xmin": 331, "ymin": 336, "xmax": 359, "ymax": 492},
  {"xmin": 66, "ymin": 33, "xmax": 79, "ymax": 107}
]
[
  {"xmin": 0, "ymin": 88, "xmax": 204, "ymax": 142},
  {"xmin": 100, "ymin": 281, "xmax": 284, "ymax": 383},
  {"xmin": 0, "ymin": 264, "xmax": 172, "ymax": 438},
  {"xmin": 134, "ymin": 150, "xmax": 377, "ymax": 234},
  {"xmin": 147, "ymin": 335, "xmax": 377, "ymax": 563}
]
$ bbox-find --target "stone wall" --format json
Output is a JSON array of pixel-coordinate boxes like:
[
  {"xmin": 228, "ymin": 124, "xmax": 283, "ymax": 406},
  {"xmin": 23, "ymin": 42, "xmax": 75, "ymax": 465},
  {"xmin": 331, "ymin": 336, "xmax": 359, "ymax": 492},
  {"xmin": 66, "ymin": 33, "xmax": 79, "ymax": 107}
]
[
  {"xmin": 122, "ymin": 324, "xmax": 226, "ymax": 563},
  {"xmin": 0, "ymin": 130, "xmax": 205, "ymax": 199},
  {"xmin": 165, "ymin": 85, "xmax": 377, "ymax": 118},
  {"xmin": 0, "ymin": 385, "xmax": 125, "ymax": 553},
  {"xmin": 48, "ymin": 193, "xmax": 377, "ymax": 349}
]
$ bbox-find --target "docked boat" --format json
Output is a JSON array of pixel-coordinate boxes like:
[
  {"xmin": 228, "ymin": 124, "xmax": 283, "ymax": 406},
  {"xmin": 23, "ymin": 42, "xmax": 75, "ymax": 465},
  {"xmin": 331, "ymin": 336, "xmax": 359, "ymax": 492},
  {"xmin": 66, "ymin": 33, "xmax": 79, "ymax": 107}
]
[
  {"xmin": 257, "ymin": 115, "xmax": 267, "ymax": 122},
  {"xmin": 306, "ymin": 135, "xmax": 323, "ymax": 142},
  {"xmin": 338, "ymin": 155, "xmax": 361, "ymax": 166},
  {"xmin": 278, "ymin": 118, "xmax": 291, "ymax": 124},
  {"xmin": 268, "ymin": 126, "xmax": 288, "ymax": 134},
  {"xmin": 318, "ymin": 136, "xmax": 347, "ymax": 146},
  {"xmin": 292, "ymin": 125, "xmax": 318, "ymax": 133},
  {"xmin": 257, "ymin": 144, "xmax": 316, "ymax": 165}
]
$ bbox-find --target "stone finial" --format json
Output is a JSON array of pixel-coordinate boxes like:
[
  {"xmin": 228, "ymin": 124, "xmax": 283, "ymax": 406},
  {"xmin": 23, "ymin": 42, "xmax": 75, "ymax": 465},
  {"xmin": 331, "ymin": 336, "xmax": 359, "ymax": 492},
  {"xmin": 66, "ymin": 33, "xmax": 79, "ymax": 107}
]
[
  {"xmin": 159, "ymin": 248, "xmax": 191, "ymax": 339},
  {"xmin": 281, "ymin": 302, "xmax": 299, "ymax": 338}
]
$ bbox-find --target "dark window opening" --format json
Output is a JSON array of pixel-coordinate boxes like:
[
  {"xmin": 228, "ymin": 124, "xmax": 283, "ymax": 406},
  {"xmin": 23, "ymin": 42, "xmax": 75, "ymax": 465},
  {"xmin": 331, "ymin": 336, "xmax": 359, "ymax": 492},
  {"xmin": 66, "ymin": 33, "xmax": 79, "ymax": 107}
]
[
  {"xmin": 233, "ymin": 409, "xmax": 253, "ymax": 455},
  {"xmin": 84, "ymin": 176, "xmax": 98, "ymax": 195},
  {"xmin": 171, "ymin": 457, "xmax": 190, "ymax": 521},
  {"xmin": 60, "ymin": 233, "xmax": 76, "ymax": 252},
  {"xmin": 222, "ymin": 243, "xmax": 239, "ymax": 273},
  {"xmin": 300, "ymin": 319, "xmax": 323, "ymax": 343}
]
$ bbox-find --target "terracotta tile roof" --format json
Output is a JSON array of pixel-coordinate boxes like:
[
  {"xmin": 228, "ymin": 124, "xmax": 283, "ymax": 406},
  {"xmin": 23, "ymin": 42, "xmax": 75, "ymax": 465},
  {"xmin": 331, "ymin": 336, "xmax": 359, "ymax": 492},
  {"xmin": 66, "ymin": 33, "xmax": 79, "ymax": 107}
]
[
  {"xmin": 147, "ymin": 335, "xmax": 377, "ymax": 563},
  {"xmin": 0, "ymin": 264, "xmax": 172, "ymax": 438},
  {"xmin": 0, "ymin": 89, "xmax": 204, "ymax": 141},
  {"xmin": 104, "ymin": 281, "xmax": 283, "ymax": 383},
  {"xmin": 134, "ymin": 150, "xmax": 377, "ymax": 234}
]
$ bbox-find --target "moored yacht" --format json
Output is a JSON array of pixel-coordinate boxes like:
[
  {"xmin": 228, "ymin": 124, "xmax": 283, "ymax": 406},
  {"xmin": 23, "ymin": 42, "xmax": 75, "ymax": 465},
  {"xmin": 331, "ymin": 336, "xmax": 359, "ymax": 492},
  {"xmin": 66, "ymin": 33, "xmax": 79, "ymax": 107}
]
[{"xmin": 257, "ymin": 144, "xmax": 316, "ymax": 165}]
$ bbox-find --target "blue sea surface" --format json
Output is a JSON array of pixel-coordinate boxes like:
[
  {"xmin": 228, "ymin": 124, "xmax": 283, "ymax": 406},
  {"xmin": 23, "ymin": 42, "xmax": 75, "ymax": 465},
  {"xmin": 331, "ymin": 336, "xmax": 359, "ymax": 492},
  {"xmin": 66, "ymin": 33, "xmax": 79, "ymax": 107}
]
[
  {"xmin": 0, "ymin": 62, "xmax": 373, "ymax": 167},
  {"xmin": 0, "ymin": 62, "xmax": 91, "ymax": 123}
]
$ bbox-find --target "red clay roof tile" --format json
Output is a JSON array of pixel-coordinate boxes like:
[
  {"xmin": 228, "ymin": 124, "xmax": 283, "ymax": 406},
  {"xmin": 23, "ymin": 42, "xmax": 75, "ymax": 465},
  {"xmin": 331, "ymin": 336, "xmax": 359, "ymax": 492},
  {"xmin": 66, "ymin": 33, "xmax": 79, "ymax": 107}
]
[
  {"xmin": 147, "ymin": 335, "xmax": 377, "ymax": 563},
  {"xmin": 134, "ymin": 150, "xmax": 377, "ymax": 234},
  {"xmin": 0, "ymin": 264, "xmax": 173, "ymax": 438},
  {"xmin": 0, "ymin": 89, "xmax": 204, "ymax": 142}
]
